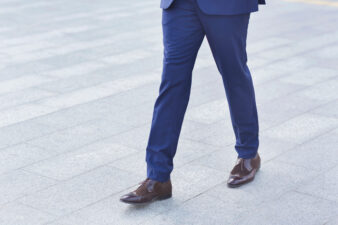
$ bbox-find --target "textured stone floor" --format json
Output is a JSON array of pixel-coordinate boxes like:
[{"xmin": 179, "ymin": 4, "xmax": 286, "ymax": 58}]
[{"xmin": 0, "ymin": 0, "xmax": 337, "ymax": 224}]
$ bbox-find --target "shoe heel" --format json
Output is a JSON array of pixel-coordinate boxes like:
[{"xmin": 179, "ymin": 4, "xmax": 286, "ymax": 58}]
[{"xmin": 158, "ymin": 193, "xmax": 172, "ymax": 200}]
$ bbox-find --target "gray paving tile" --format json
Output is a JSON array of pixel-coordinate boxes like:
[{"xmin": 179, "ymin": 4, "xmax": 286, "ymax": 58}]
[
  {"xmin": 142, "ymin": 193, "xmax": 244, "ymax": 225},
  {"xmin": 189, "ymin": 81, "xmax": 226, "ymax": 108},
  {"xmin": 263, "ymin": 113, "xmax": 338, "ymax": 144},
  {"xmin": 170, "ymin": 162, "xmax": 226, "ymax": 202},
  {"xmin": 179, "ymin": 119, "xmax": 207, "ymax": 139},
  {"xmin": 326, "ymin": 215, "xmax": 338, "ymax": 225},
  {"xmin": 0, "ymin": 88, "xmax": 56, "ymax": 110},
  {"xmin": 185, "ymin": 99, "xmax": 230, "ymax": 124},
  {"xmin": 258, "ymin": 91, "xmax": 325, "ymax": 128},
  {"xmin": 38, "ymin": 52, "xmax": 93, "ymax": 68},
  {"xmin": 250, "ymin": 66, "xmax": 290, "ymax": 85},
  {"xmin": 45, "ymin": 214, "xmax": 95, "ymax": 225},
  {"xmin": 238, "ymin": 160, "xmax": 320, "ymax": 200},
  {"xmin": 297, "ymin": 164, "xmax": 338, "ymax": 203},
  {"xmin": 0, "ymin": 121, "xmax": 57, "ymax": 150},
  {"xmin": 37, "ymin": 74, "xmax": 159, "ymax": 110},
  {"xmin": 0, "ymin": 170, "xmax": 56, "ymax": 206},
  {"xmin": 32, "ymin": 98, "xmax": 128, "ymax": 130},
  {"xmin": 191, "ymin": 134, "xmax": 298, "ymax": 174},
  {"xmin": 248, "ymin": 55, "xmax": 273, "ymax": 69},
  {"xmin": 0, "ymin": 202, "xmax": 55, "ymax": 225},
  {"xmin": 276, "ymin": 128, "xmax": 338, "ymax": 172},
  {"xmin": 0, "ymin": 62, "xmax": 54, "ymax": 81},
  {"xmin": 173, "ymin": 139, "xmax": 222, "ymax": 168},
  {"xmin": 0, "ymin": 103, "xmax": 57, "ymax": 128},
  {"xmin": 0, "ymin": 75, "xmax": 54, "ymax": 96},
  {"xmin": 31, "ymin": 109, "xmax": 99, "ymax": 131},
  {"xmin": 98, "ymin": 82, "xmax": 158, "ymax": 108},
  {"xmin": 18, "ymin": 166, "xmax": 140, "ymax": 217},
  {"xmin": 0, "ymin": 143, "xmax": 55, "ymax": 175},
  {"xmin": 107, "ymin": 101, "xmax": 154, "ymax": 127},
  {"xmin": 293, "ymin": 78, "xmax": 338, "ymax": 103},
  {"xmin": 36, "ymin": 72, "xmax": 118, "ymax": 94},
  {"xmin": 71, "ymin": 193, "xmax": 181, "ymax": 225},
  {"xmin": 188, "ymin": 146, "xmax": 237, "ymax": 173},
  {"xmin": 255, "ymin": 78, "xmax": 306, "ymax": 104},
  {"xmin": 310, "ymin": 99, "xmax": 338, "ymax": 118},
  {"xmin": 110, "ymin": 138, "xmax": 220, "ymax": 177},
  {"xmin": 257, "ymin": 45, "xmax": 299, "ymax": 61},
  {"xmin": 191, "ymin": 66, "xmax": 220, "ymax": 88},
  {"xmin": 294, "ymin": 30, "xmax": 338, "ymax": 51},
  {"xmin": 110, "ymin": 150, "xmax": 147, "ymax": 177},
  {"xmin": 315, "ymin": 44, "xmax": 338, "ymax": 59},
  {"xmin": 247, "ymin": 37, "xmax": 293, "ymax": 54},
  {"xmin": 108, "ymin": 124, "xmax": 152, "ymax": 151},
  {"xmin": 238, "ymin": 191, "xmax": 338, "ymax": 225},
  {"xmin": 27, "ymin": 120, "xmax": 130, "ymax": 155},
  {"xmin": 43, "ymin": 61, "xmax": 107, "ymax": 79},
  {"xmin": 102, "ymin": 49, "xmax": 153, "ymax": 65},
  {"xmin": 256, "ymin": 135, "xmax": 298, "ymax": 162},
  {"xmin": 271, "ymin": 56, "xmax": 317, "ymax": 72},
  {"xmin": 24, "ymin": 138, "xmax": 137, "ymax": 180},
  {"xmin": 194, "ymin": 52, "xmax": 218, "ymax": 71},
  {"xmin": 204, "ymin": 182, "xmax": 265, "ymax": 210},
  {"xmin": 280, "ymin": 67, "xmax": 337, "ymax": 86},
  {"xmin": 184, "ymin": 118, "xmax": 235, "ymax": 144}
]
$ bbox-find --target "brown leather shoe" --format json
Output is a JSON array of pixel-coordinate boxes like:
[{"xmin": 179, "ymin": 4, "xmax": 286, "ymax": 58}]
[
  {"xmin": 120, "ymin": 178, "xmax": 172, "ymax": 204},
  {"xmin": 227, "ymin": 153, "xmax": 260, "ymax": 188}
]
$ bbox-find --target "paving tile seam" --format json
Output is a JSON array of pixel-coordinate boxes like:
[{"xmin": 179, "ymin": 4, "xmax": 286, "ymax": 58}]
[{"xmin": 293, "ymin": 190, "xmax": 338, "ymax": 204}]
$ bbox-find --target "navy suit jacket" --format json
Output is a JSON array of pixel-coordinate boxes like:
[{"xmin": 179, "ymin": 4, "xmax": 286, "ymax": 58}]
[{"xmin": 160, "ymin": 0, "xmax": 266, "ymax": 15}]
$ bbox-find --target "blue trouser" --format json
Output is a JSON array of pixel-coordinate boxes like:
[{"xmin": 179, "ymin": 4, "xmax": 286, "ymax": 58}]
[{"xmin": 146, "ymin": 0, "xmax": 259, "ymax": 182}]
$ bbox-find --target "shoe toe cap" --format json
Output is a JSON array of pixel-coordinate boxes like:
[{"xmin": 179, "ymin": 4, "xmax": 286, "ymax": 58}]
[
  {"xmin": 120, "ymin": 192, "xmax": 143, "ymax": 203},
  {"xmin": 227, "ymin": 176, "xmax": 245, "ymax": 186}
]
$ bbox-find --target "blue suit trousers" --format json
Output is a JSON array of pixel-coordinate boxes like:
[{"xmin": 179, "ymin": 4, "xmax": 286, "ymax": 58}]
[{"xmin": 146, "ymin": 0, "xmax": 259, "ymax": 182}]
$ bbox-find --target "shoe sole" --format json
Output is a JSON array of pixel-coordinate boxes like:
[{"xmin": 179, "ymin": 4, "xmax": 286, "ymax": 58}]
[
  {"xmin": 120, "ymin": 193, "xmax": 172, "ymax": 205},
  {"xmin": 227, "ymin": 166, "xmax": 260, "ymax": 188}
]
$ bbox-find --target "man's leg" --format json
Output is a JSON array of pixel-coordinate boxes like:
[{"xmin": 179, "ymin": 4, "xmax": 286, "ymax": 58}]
[
  {"xmin": 145, "ymin": 1, "xmax": 205, "ymax": 182},
  {"xmin": 197, "ymin": 10, "xmax": 259, "ymax": 159}
]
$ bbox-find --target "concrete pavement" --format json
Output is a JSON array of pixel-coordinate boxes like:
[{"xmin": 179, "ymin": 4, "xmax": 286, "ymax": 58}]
[{"xmin": 0, "ymin": 0, "xmax": 337, "ymax": 224}]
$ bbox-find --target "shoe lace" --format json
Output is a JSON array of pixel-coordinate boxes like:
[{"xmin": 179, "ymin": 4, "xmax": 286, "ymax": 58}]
[
  {"xmin": 240, "ymin": 159, "xmax": 245, "ymax": 171},
  {"xmin": 135, "ymin": 178, "xmax": 150, "ymax": 194},
  {"xmin": 138, "ymin": 178, "xmax": 150, "ymax": 185}
]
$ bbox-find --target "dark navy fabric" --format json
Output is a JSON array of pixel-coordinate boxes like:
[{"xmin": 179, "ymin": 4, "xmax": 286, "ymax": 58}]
[
  {"xmin": 147, "ymin": 0, "xmax": 259, "ymax": 182},
  {"xmin": 160, "ymin": 0, "xmax": 265, "ymax": 15}
]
